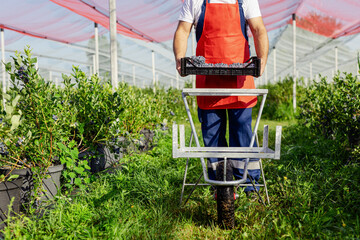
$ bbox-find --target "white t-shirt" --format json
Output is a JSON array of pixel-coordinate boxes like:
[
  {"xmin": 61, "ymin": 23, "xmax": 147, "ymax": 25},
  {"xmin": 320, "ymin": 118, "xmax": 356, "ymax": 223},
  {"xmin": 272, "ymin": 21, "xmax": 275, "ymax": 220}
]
[{"xmin": 178, "ymin": 0, "xmax": 261, "ymax": 27}]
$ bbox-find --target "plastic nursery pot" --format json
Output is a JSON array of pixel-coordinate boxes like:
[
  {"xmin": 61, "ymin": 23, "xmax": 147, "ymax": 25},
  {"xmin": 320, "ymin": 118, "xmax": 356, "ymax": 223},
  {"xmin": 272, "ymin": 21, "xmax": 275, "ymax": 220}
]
[
  {"xmin": 0, "ymin": 164, "xmax": 64, "ymax": 208},
  {"xmin": 0, "ymin": 177, "xmax": 22, "ymax": 230},
  {"xmin": 79, "ymin": 144, "xmax": 121, "ymax": 173}
]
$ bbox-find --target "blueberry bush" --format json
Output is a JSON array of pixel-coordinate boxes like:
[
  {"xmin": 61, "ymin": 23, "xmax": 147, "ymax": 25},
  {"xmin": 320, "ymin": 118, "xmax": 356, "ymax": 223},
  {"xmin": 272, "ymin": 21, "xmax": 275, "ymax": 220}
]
[
  {"xmin": 0, "ymin": 48, "xmax": 184, "ymax": 192},
  {"xmin": 298, "ymin": 68, "xmax": 360, "ymax": 161},
  {"xmin": 254, "ymin": 76, "xmax": 306, "ymax": 121}
]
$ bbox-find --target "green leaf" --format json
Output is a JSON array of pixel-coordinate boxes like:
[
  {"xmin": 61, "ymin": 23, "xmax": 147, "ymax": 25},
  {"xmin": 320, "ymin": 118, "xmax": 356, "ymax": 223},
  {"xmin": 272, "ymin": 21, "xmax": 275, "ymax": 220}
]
[
  {"xmin": 12, "ymin": 95, "xmax": 21, "ymax": 108},
  {"xmin": 74, "ymin": 166, "xmax": 84, "ymax": 174},
  {"xmin": 74, "ymin": 178, "xmax": 82, "ymax": 186},
  {"xmin": 26, "ymin": 130, "xmax": 32, "ymax": 139},
  {"xmin": 69, "ymin": 140, "xmax": 76, "ymax": 148},
  {"xmin": 84, "ymin": 163, "xmax": 91, "ymax": 170},
  {"xmin": 7, "ymin": 174, "xmax": 19, "ymax": 181},
  {"xmin": 10, "ymin": 115, "xmax": 21, "ymax": 131},
  {"xmin": 5, "ymin": 62, "xmax": 12, "ymax": 72},
  {"xmin": 68, "ymin": 172, "xmax": 76, "ymax": 179},
  {"xmin": 57, "ymin": 142, "xmax": 67, "ymax": 151},
  {"xmin": 5, "ymin": 105, "xmax": 14, "ymax": 115}
]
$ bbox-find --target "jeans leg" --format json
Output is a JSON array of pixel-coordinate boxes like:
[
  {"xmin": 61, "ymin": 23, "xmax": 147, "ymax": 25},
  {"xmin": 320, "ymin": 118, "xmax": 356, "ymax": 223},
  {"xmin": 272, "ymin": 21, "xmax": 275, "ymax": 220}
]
[
  {"xmin": 228, "ymin": 108, "xmax": 260, "ymax": 192},
  {"xmin": 198, "ymin": 108, "xmax": 227, "ymax": 180}
]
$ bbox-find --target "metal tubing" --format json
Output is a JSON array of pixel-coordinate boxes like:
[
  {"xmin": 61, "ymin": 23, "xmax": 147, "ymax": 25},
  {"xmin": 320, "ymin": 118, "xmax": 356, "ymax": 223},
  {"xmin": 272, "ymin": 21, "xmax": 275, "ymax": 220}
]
[
  {"xmin": 180, "ymin": 132, "xmax": 193, "ymax": 206},
  {"xmin": 1, "ymin": 28, "xmax": 6, "ymax": 108},
  {"xmin": 109, "ymin": 0, "xmax": 118, "ymax": 90},
  {"xmin": 176, "ymin": 71, "xmax": 179, "ymax": 89},
  {"xmin": 180, "ymin": 157, "xmax": 190, "ymax": 206},
  {"xmin": 92, "ymin": 55, "xmax": 96, "ymax": 75},
  {"xmin": 273, "ymin": 46, "xmax": 276, "ymax": 83},
  {"xmin": 224, "ymin": 157, "xmax": 227, "ymax": 182},
  {"xmin": 182, "ymin": 172, "xmax": 203, "ymax": 206},
  {"xmin": 292, "ymin": 13, "xmax": 297, "ymax": 112},
  {"xmin": 181, "ymin": 93, "xmax": 207, "ymax": 174},
  {"xmin": 183, "ymin": 88, "xmax": 268, "ymax": 96},
  {"xmin": 335, "ymin": 46, "xmax": 338, "ymax": 72},
  {"xmin": 180, "ymin": 89, "xmax": 269, "ymax": 186},
  {"xmin": 152, "ymin": 50, "xmax": 156, "ymax": 92},
  {"xmin": 241, "ymin": 92, "xmax": 267, "ymax": 185},
  {"xmin": 265, "ymin": 64, "xmax": 268, "ymax": 85},
  {"xmin": 94, "ymin": 22, "xmax": 99, "ymax": 74},
  {"xmin": 260, "ymin": 159, "xmax": 270, "ymax": 205},
  {"xmin": 132, "ymin": 65, "xmax": 136, "ymax": 86}
]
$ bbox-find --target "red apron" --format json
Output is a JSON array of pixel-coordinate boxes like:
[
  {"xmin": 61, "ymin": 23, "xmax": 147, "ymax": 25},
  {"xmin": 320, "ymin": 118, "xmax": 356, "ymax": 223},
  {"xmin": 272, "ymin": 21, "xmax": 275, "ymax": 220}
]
[{"xmin": 196, "ymin": 0, "xmax": 257, "ymax": 109}]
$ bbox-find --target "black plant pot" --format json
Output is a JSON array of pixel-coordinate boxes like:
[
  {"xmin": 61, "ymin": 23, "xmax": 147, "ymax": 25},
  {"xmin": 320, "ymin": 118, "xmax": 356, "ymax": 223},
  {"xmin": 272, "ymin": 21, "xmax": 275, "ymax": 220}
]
[
  {"xmin": 80, "ymin": 144, "xmax": 121, "ymax": 173},
  {"xmin": 139, "ymin": 129, "xmax": 155, "ymax": 152},
  {"xmin": 0, "ymin": 164, "xmax": 64, "ymax": 209},
  {"xmin": 0, "ymin": 178, "xmax": 22, "ymax": 230}
]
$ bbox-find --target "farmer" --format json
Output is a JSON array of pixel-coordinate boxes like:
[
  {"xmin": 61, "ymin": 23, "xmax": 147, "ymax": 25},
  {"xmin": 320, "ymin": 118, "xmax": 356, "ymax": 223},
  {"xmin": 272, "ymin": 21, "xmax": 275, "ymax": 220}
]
[{"xmin": 173, "ymin": 0, "xmax": 269, "ymax": 194}]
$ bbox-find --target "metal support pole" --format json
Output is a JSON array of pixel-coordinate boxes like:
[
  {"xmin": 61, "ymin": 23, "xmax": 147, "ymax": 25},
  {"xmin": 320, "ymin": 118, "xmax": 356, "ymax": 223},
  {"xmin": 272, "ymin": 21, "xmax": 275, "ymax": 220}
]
[
  {"xmin": 49, "ymin": 71, "xmax": 53, "ymax": 84},
  {"xmin": 109, "ymin": 0, "xmax": 118, "ymax": 90},
  {"xmin": 292, "ymin": 13, "xmax": 297, "ymax": 112},
  {"xmin": 273, "ymin": 46, "xmax": 276, "ymax": 83},
  {"xmin": 92, "ymin": 55, "xmax": 96, "ymax": 76},
  {"xmin": 1, "ymin": 28, "xmax": 6, "ymax": 96},
  {"xmin": 132, "ymin": 65, "xmax": 136, "ymax": 86},
  {"xmin": 191, "ymin": 29, "xmax": 196, "ymax": 88},
  {"xmin": 176, "ymin": 71, "xmax": 179, "ymax": 89},
  {"xmin": 297, "ymin": 70, "xmax": 299, "ymax": 85},
  {"xmin": 152, "ymin": 50, "xmax": 156, "ymax": 92},
  {"xmin": 265, "ymin": 63, "xmax": 268, "ymax": 85},
  {"xmin": 357, "ymin": 51, "xmax": 359, "ymax": 74},
  {"xmin": 335, "ymin": 46, "xmax": 338, "ymax": 73},
  {"xmin": 94, "ymin": 22, "xmax": 99, "ymax": 74}
]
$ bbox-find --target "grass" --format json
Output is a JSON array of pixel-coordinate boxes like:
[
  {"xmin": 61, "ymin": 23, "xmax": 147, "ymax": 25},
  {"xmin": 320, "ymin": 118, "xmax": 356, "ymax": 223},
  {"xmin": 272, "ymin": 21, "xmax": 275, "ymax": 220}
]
[{"xmin": 1, "ymin": 120, "xmax": 360, "ymax": 239}]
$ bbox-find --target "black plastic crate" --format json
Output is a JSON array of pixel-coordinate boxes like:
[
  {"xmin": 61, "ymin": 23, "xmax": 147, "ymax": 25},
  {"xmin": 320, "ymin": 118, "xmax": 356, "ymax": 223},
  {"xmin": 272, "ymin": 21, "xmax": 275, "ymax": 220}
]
[{"xmin": 180, "ymin": 56, "xmax": 261, "ymax": 77}]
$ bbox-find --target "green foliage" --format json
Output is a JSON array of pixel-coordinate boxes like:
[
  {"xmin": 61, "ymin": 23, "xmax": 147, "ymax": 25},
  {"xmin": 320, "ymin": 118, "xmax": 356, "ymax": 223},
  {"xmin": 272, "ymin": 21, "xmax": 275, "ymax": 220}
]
[
  {"xmin": 6, "ymin": 48, "xmax": 360, "ymax": 239},
  {"xmin": 0, "ymin": 48, "xmax": 74, "ymax": 195},
  {"xmin": 65, "ymin": 67, "xmax": 123, "ymax": 149},
  {"xmin": 2, "ymin": 124, "xmax": 360, "ymax": 239},
  {"xmin": 255, "ymin": 76, "xmax": 306, "ymax": 120},
  {"xmin": 298, "ymin": 72, "xmax": 360, "ymax": 150},
  {"xmin": 57, "ymin": 140, "xmax": 91, "ymax": 190}
]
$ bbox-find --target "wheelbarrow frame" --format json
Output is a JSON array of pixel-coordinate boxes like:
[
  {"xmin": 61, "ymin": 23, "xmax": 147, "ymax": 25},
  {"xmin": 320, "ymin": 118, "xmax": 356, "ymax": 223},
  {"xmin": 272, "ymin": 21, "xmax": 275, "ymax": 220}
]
[{"xmin": 172, "ymin": 88, "xmax": 282, "ymax": 206}]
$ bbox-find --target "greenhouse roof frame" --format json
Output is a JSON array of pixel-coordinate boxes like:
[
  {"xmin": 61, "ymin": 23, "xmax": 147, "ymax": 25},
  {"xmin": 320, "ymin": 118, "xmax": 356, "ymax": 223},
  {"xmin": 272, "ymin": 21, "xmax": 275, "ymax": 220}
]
[{"xmin": 0, "ymin": 0, "xmax": 359, "ymax": 90}]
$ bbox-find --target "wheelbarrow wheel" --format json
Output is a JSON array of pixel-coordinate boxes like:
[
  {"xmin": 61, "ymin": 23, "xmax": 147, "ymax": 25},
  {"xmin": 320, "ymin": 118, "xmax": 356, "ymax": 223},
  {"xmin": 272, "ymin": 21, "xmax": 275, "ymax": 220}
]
[{"xmin": 216, "ymin": 161, "xmax": 235, "ymax": 229}]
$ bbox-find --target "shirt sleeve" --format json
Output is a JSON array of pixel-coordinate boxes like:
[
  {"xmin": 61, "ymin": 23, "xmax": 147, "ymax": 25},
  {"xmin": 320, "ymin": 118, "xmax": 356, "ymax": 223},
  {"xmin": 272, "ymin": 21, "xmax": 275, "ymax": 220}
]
[
  {"xmin": 178, "ymin": 0, "xmax": 195, "ymax": 24},
  {"xmin": 244, "ymin": 0, "xmax": 262, "ymax": 19}
]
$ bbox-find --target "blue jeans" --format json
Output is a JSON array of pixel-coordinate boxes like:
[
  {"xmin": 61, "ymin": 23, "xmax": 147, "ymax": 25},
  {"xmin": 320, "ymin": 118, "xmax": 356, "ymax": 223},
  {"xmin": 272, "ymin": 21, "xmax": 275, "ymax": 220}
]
[{"xmin": 198, "ymin": 107, "xmax": 260, "ymax": 192}]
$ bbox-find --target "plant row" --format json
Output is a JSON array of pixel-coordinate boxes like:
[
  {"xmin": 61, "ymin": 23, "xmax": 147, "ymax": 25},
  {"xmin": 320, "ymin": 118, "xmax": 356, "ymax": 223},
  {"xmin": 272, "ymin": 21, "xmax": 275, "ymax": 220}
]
[{"xmin": 0, "ymin": 48, "xmax": 185, "ymax": 208}]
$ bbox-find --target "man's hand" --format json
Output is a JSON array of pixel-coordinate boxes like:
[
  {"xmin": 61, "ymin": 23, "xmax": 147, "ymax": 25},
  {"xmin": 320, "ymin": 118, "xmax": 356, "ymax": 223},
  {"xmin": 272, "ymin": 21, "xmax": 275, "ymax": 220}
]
[
  {"xmin": 248, "ymin": 17, "xmax": 269, "ymax": 77},
  {"xmin": 176, "ymin": 58, "xmax": 182, "ymax": 76},
  {"xmin": 173, "ymin": 21, "xmax": 193, "ymax": 76}
]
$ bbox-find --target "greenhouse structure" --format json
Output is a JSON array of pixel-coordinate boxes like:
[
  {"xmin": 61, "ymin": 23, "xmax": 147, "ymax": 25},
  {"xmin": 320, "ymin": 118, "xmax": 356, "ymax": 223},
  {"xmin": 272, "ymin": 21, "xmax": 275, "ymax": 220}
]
[
  {"xmin": 0, "ymin": 0, "xmax": 359, "ymax": 238},
  {"xmin": 1, "ymin": 0, "xmax": 359, "ymax": 90}
]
